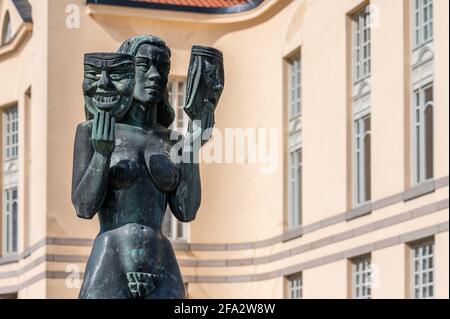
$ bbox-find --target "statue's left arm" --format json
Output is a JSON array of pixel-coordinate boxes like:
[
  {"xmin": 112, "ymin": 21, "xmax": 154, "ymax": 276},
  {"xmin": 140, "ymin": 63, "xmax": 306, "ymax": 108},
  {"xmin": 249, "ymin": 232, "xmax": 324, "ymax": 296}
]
[{"xmin": 167, "ymin": 111, "xmax": 215, "ymax": 222}]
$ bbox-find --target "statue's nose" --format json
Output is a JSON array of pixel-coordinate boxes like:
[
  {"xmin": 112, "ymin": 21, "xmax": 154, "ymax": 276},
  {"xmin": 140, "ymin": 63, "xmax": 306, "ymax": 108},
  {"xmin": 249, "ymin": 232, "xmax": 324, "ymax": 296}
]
[
  {"xmin": 147, "ymin": 65, "xmax": 161, "ymax": 82},
  {"xmin": 97, "ymin": 71, "xmax": 111, "ymax": 90}
]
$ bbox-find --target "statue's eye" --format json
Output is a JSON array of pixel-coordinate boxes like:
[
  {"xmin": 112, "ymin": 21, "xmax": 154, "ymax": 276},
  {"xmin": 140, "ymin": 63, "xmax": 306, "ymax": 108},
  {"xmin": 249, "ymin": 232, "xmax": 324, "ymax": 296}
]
[
  {"xmin": 85, "ymin": 71, "xmax": 100, "ymax": 79},
  {"xmin": 136, "ymin": 62, "xmax": 148, "ymax": 70}
]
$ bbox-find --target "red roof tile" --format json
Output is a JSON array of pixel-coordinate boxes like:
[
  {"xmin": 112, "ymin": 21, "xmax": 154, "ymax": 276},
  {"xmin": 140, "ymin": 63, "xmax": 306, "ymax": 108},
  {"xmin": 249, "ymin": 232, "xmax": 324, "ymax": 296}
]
[{"xmin": 131, "ymin": 0, "xmax": 251, "ymax": 8}]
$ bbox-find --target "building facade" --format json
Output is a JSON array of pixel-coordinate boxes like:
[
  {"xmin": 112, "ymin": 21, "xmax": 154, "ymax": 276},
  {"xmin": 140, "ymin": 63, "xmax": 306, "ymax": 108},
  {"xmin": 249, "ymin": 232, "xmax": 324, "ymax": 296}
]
[{"xmin": 0, "ymin": 0, "xmax": 448, "ymax": 299}]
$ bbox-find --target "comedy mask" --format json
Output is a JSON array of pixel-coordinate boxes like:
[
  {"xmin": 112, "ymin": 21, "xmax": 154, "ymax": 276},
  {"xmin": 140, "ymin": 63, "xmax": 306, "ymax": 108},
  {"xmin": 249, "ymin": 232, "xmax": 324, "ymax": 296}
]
[{"xmin": 83, "ymin": 52, "xmax": 135, "ymax": 120}]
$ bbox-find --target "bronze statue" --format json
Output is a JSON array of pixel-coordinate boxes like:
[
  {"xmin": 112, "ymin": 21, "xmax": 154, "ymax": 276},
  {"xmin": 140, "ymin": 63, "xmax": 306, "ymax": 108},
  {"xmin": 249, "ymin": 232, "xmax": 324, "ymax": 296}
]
[{"xmin": 71, "ymin": 36, "xmax": 224, "ymax": 299}]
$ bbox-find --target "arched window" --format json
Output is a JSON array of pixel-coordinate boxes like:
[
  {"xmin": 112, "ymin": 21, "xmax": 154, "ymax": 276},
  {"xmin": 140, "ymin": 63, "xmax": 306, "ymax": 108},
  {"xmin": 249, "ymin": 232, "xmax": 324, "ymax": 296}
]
[{"xmin": 2, "ymin": 11, "xmax": 12, "ymax": 44}]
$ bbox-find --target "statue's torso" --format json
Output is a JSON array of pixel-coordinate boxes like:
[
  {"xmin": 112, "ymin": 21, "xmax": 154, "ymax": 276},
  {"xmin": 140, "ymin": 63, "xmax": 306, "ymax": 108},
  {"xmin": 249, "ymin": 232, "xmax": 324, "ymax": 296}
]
[
  {"xmin": 98, "ymin": 123, "xmax": 180, "ymax": 232},
  {"xmin": 79, "ymin": 123, "xmax": 185, "ymax": 299}
]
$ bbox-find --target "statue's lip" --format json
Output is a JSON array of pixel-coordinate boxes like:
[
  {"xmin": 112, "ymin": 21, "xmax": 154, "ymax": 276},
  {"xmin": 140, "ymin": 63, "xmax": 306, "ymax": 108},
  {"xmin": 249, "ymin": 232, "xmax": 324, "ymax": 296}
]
[
  {"xmin": 93, "ymin": 94, "xmax": 120, "ymax": 106},
  {"xmin": 94, "ymin": 92, "xmax": 119, "ymax": 97}
]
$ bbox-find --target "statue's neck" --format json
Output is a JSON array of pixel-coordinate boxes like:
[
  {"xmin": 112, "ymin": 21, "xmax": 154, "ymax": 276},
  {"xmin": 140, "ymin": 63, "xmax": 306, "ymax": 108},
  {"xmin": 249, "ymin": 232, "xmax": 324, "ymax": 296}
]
[{"xmin": 122, "ymin": 101, "xmax": 158, "ymax": 130}]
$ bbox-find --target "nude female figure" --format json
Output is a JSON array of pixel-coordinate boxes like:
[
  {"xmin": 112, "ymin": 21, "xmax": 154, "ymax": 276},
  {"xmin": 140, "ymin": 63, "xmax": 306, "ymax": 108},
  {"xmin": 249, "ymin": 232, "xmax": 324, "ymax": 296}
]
[{"xmin": 71, "ymin": 36, "xmax": 224, "ymax": 299}]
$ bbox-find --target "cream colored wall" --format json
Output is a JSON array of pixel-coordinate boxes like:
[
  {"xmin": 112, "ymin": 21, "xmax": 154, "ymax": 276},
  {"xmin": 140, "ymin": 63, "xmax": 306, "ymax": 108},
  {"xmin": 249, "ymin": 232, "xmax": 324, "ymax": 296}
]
[
  {"xmin": 303, "ymin": 260, "xmax": 348, "ymax": 299},
  {"xmin": 40, "ymin": 0, "xmax": 450, "ymax": 299},
  {"xmin": 0, "ymin": 0, "xmax": 48, "ymax": 254},
  {"xmin": 435, "ymin": 232, "xmax": 449, "ymax": 298},
  {"xmin": 434, "ymin": 0, "xmax": 450, "ymax": 180},
  {"xmin": 372, "ymin": 245, "xmax": 407, "ymax": 299}
]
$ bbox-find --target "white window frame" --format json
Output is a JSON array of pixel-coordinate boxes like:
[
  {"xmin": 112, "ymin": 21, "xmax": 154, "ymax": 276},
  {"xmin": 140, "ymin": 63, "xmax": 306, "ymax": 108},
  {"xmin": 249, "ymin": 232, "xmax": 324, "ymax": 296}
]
[
  {"xmin": 288, "ymin": 148, "xmax": 302, "ymax": 229},
  {"xmin": 410, "ymin": 239, "xmax": 435, "ymax": 299},
  {"xmin": 287, "ymin": 53, "xmax": 302, "ymax": 230},
  {"xmin": 410, "ymin": 0, "xmax": 434, "ymax": 186},
  {"xmin": 3, "ymin": 187, "xmax": 18, "ymax": 255},
  {"xmin": 352, "ymin": 5, "xmax": 372, "ymax": 208},
  {"xmin": 2, "ymin": 105, "xmax": 19, "ymax": 256},
  {"xmin": 288, "ymin": 55, "xmax": 301, "ymax": 119},
  {"xmin": 412, "ymin": 83, "xmax": 434, "ymax": 184},
  {"xmin": 168, "ymin": 78, "xmax": 188, "ymax": 131},
  {"xmin": 162, "ymin": 209, "xmax": 188, "ymax": 241},
  {"xmin": 352, "ymin": 255, "xmax": 372, "ymax": 299},
  {"xmin": 353, "ymin": 6, "xmax": 371, "ymax": 84},
  {"xmin": 412, "ymin": 0, "xmax": 434, "ymax": 49},
  {"xmin": 287, "ymin": 273, "xmax": 302, "ymax": 299},
  {"xmin": 353, "ymin": 113, "xmax": 371, "ymax": 206}
]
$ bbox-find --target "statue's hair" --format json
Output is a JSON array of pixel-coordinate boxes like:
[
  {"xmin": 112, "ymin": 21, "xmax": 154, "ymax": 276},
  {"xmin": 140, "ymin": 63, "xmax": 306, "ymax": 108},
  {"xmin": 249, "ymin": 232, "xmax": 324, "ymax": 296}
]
[
  {"xmin": 118, "ymin": 35, "xmax": 174, "ymax": 128},
  {"xmin": 118, "ymin": 35, "xmax": 172, "ymax": 58}
]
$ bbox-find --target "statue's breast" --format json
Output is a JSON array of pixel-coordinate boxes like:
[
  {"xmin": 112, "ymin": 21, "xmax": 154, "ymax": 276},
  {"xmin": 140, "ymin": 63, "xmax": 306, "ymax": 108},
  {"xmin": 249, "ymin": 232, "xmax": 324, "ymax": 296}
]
[
  {"xmin": 109, "ymin": 159, "xmax": 146, "ymax": 190},
  {"xmin": 148, "ymin": 154, "xmax": 180, "ymax": 192}
]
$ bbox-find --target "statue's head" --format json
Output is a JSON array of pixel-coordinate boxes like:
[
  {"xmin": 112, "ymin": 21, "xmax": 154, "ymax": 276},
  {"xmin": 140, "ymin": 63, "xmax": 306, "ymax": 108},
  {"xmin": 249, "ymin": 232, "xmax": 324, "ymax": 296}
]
[
  {"xmin": 185, "ymin": 46, "xmax": 224, "ymax": 119},
  {"xmin": 118, "ymin": 35, "xmax": 174, "ymax": 128},
  {"xmin": 83, "ymin": 52, "xmax": 135, "ymax": 120}
]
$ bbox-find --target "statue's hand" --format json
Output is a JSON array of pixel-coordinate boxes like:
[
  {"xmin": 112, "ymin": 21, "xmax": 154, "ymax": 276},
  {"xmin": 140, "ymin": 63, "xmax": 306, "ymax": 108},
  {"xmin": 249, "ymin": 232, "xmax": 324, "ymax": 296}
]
[
  {"xmin": 91, "ymin": 111, "xmax": 115, "ymax": 158},
  {"xmin": 188, "ymin": 110, "xmax": 214, "ymax": 148}
]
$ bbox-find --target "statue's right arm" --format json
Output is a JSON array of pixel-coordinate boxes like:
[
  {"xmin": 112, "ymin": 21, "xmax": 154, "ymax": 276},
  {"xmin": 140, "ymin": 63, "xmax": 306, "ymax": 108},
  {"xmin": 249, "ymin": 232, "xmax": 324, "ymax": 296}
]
[{"xmin": 71, "ymin": 112, "xmax": 115, "ymax": 219}]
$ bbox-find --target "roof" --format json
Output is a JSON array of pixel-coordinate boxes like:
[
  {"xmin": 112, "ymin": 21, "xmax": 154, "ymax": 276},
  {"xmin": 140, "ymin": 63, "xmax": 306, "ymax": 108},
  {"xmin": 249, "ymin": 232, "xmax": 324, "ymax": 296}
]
[
  {"xmin": 12, "ymin": 0, "xmax": 32, "ymax": 23},
  {"xmin": 86, "ymin": 0, "xmax": 264, "ymax": 14}
]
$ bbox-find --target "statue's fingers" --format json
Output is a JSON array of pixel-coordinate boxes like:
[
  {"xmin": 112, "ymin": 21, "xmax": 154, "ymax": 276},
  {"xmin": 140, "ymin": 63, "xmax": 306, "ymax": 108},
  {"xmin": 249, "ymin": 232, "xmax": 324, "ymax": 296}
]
[
  {"xmin": 103, "ymin": 112, "xmax": 110, "ymax": 141},
  {"xmin": 98, "ymin": 111, "xmax": 105, "ymax": 139},
  {"xmin": 110, "ymin": 117, "xmax": 116, "ymax": 141},
  {"xmin": 92, "ymin": 112, "xmax": 99, "ymax": 139}
]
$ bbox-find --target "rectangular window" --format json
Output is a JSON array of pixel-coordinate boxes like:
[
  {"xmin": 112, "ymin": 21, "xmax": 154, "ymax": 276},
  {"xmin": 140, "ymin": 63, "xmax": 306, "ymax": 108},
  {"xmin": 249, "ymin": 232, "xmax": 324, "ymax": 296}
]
[
  {"xmin": 287, "ymin": 273, "xmax": 302, "ymax": 299},
  {"xmin": 288, "ymin": 148, "xmax": 302, "ymax": 228},
  {"xmin": 168, "ymin": 79, "xmax": 187, "ymax": 130},
  {"xmin": 288, "ymin": 55, "xmax": 301, "ymax": 119},
  {"xmin": 2, "ymin": 105, "xmax": 19, "ymax": 255},
  {"xmin": 410, "ymin": 239, "xmax": 434, "ymax": 299},
  {"xmin": 412, "ymin": 84, "xmax": 434, "ymax": 184},
  {"xmin": 354, "ymin": 115, "xmax": 371, "ymax": 205},
  {"xmin": 352, "ymin": 255, "xmax": 372, "ymax": 299},
  {"xmin": 3, "ymin": 187, "xmax": 18, "ymax": 254},
  {"xmin": 3, "ymin": 106, "xmax": 18, "ymax": 161},
  {"xmin": 413, "ymin": 0, "xmax": 434, "ymax": 47},
  {"xmin": 353, "ymin": 6, "xmax": 371, "ymax": 83},
  {"xmin": 287, "ymin": 53, "xmax": 302, "ymax": 230},
  {"xmin": 351, "ymin": 6, "xmax": 372, "ymax": 208},
  {"xmin": 162, "ymin": 209, "xmax": 187, "ymax": 241}
]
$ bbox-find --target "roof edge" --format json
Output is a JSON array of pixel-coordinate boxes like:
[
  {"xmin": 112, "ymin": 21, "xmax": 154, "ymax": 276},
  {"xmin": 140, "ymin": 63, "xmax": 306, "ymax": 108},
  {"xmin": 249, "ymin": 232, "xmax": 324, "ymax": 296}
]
[
  {"xmin": 85, "ymin": 0, "xmax": 264, "ymax": 14},
  {"xmin": 12, "ymin": 0, "xmax": 33, "ymax": 23}
]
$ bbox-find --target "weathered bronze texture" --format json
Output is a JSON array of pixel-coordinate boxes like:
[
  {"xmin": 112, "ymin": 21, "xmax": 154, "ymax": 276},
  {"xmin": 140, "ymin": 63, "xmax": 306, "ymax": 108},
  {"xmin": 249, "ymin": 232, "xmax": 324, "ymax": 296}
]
[{"xmin": 72, "ymin": 36, "xmax": 224, "ymax": 299}]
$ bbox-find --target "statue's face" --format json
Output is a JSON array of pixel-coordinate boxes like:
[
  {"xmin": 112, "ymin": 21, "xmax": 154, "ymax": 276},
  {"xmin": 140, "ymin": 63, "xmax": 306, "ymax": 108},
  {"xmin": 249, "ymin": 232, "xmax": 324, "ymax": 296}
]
[
  {"xmin": 134, "ymin": 44, "xmax": 170, "ymax": 105},
  {"xmin": 199, "ymin": 57, "xmax": 224, "ymax": 111},
  {"xmin": 83, "ymin": 53, "xmax": 135, "ymax": 119}
]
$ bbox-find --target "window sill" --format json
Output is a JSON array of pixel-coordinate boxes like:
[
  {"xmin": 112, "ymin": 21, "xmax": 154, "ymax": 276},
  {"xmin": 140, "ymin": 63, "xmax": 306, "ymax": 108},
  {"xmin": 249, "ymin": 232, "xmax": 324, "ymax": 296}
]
[
  {"xmin": 403, "ymin": 180, "xmax": 436, "ymax": 202},
  {"xmin": 346, "ymin": 202, "xmax": 372, "ymax": 222},
  {"xmin": 281, "ymin": 226, "xmax": 303, "ymax": 243},
  {"xmin": 0, "ymin": 253, "xmax": 20, "ymax": 266}
]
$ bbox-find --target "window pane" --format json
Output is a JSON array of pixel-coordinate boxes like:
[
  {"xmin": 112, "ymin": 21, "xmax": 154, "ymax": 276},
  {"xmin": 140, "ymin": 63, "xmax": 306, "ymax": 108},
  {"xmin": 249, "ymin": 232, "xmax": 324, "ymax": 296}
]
[
  {"xmin": 424, "ymin": 105, "xmax": 434, "ymax": 179},
  {"xmin": 364, "ymin": 133, "xmax": 371, "ymax": 202},
  {"xmin": 288, "ymin": 55, "xmax": 301, "ymax": 119},
  {"xmin": 411, "ymin": 240, "xmax": 435, "ymax": 299},
  {"xmin": 353, "ymin": 256, "xmax": 371, "ymax": 299}
]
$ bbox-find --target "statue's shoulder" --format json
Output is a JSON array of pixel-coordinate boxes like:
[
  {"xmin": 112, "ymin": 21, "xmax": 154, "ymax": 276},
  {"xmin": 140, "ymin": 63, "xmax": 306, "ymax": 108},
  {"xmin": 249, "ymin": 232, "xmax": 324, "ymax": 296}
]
[{"xmin": 75, "ymin": 120, "xmax": 93, "ymax": 135}]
